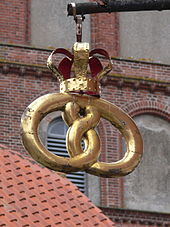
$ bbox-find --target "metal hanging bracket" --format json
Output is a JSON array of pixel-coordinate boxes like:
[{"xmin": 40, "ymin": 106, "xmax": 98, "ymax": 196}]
[
  {"xmin": 67, "ymin": 0, "xmax": 170, "ymax": 16},
  {"xmin": 95, "ymin": 0, "xmax": 109, "ymax": 5}
]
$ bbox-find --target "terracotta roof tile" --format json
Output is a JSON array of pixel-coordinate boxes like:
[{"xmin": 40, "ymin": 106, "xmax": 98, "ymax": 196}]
[{"xmin": 0, "ymin": 145, "xmax": 115, "ymax": 226}]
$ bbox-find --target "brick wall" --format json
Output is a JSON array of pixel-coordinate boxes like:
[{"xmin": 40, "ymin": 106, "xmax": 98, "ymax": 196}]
[
  {"xmin": 91, "ymin": 12, "xmax": 120, "ymax": 57},
  {"xmin": 0, "ymin": 0, "xmax": 30, "ymax": 44},
  {"xmin": 101, "ymin": 207, "xmax": 170, "ymax": 226},
  {"xmin": 90, "ymin": 0, "xmax": 120, "ymax": 56}
]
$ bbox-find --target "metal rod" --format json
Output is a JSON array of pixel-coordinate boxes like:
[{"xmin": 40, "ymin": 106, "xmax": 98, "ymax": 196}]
[{"xmin": 67, "ymin": 0, "xmax": 170, "ymax": 16}]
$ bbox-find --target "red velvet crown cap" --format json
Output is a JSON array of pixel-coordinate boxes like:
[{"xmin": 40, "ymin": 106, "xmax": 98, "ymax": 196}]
[{"xmin": 53, "ymin": 48, "xmax": 110, "ymax": 80}]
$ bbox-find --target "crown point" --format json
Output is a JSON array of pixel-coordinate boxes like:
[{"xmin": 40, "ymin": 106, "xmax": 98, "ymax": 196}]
[{"xmin": 48, "ymin": 42, "xmax": 112, "ymax": 96}]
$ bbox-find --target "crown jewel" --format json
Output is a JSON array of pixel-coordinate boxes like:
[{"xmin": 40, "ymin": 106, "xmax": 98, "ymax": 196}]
[{"xmin": 47, "ymin": 42, "xmax": 112, "ymax": 96}]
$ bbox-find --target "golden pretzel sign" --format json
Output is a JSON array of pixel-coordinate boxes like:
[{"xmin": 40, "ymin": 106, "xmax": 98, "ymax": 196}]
[{"xmin": 21, "ymin": 42, "xmax": 143, "ymax": 178}]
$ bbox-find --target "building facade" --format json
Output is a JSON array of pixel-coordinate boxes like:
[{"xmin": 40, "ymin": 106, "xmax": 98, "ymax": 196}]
[{"xmin": 0, "ymin": 0, "xmax": 170, "ymax": 226}]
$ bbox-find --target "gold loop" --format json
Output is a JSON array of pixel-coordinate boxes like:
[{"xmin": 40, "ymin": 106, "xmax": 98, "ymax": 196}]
[
  {"xmin": 86, "ymin": 98, "xmax": 143, "ymax": 177},
  {"xmin": 21, "ymin": 93, "xmax": 143, "ymax": 177},
  {"xmin": 21, "ymin": 93, "xmax": 100, "ymax": 172}
]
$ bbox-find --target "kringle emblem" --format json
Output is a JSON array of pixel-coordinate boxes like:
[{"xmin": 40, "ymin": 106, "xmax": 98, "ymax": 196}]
[{"xmin": 21, "ymin": 41, "xmax": 143, "ymax": 178}]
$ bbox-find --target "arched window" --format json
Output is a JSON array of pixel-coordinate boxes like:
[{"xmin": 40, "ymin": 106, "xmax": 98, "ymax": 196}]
[{"xmin": 47, "ymin": 117, "xmax": 87, "ymax": 194}]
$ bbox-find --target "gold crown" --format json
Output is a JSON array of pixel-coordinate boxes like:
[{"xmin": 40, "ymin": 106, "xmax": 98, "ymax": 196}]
[{"xmin": 47, "ymin": 42, "xmax": 112, "ymax": 96}]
